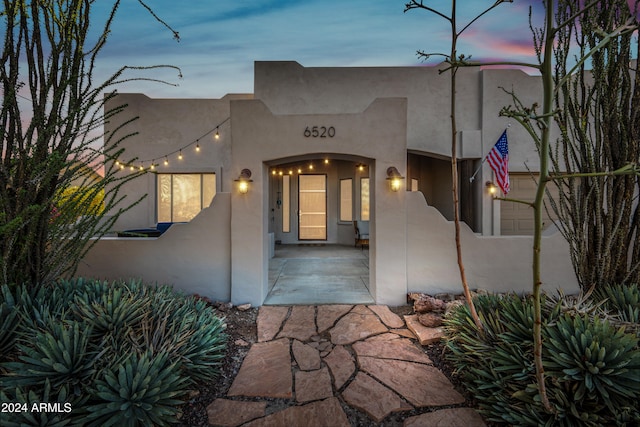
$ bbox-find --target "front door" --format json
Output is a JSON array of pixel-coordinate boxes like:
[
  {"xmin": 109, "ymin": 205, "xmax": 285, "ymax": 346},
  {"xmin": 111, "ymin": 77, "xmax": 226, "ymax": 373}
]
[{"xmin": 298, "ymin": 174, "xmax": 327, "ymax": 240}]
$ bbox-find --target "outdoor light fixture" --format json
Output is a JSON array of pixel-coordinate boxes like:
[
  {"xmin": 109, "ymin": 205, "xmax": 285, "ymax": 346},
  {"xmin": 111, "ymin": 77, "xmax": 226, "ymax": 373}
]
[
  {"xmin": 486, "ymin": 181, "xmax": 497, "ymax": 196},
  {"xmin": 235, "ymin": 168, "xmax": 253, "ymax": 194},
  {"xmin": 386, "ymin": 166, "xmax": 405, "ymax": 192}
]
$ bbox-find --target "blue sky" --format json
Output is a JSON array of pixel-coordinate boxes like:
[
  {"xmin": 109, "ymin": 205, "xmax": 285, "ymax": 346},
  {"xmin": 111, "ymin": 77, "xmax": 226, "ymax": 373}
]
[{"xmin": 93, "ymin": 0, "xmax": 546, "ymax": 98}]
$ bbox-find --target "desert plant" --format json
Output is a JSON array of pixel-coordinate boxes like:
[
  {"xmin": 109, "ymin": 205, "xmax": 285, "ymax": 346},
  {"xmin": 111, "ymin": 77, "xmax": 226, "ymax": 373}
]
[
  {"xmin": 177, "ymin": 302, "xmax": 227, "ymax": 383},
  {"xmin": 130, "ymin": 290, "xmax": 227, "ymax": 384},
  {"xmin": 444, "ymin": 293, "xmax": 640, "ymax": 425},
  {"xmin": 0, "ymin": 379, "xmax": 88, "ymax": 427},
  {"xmin": 544, "ymin": 313, "xmax": 640, "ymax": 416},
  {"xmin": 1, "ymin": 319, "xmax": 102, "ymax": 394},
  {"xmin": 592, "ymin": 283, "xmax": 640, "ymax": 328},
  {"xmin": 72, "ymin": 282, "xmax": 147, "ymax": 338},
  {"xmin": 0, "ymin": 278, "xmax": 228, "ymax": 425},
  {"xmin": 85, "ymin": 351, "xmax": 187, "ymax": 427}
]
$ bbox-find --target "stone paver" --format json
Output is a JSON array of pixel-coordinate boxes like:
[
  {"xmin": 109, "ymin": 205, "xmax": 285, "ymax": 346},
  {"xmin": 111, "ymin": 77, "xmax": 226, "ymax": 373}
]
[
  {"xmin": 358, "ymin": 356, "xmax": 466, "ymax": 407},
  {"xmin": 316, "ymin": 304, "xmax": 352, "ymax": 333},
  {"xmin": 206, "ymin": 399, "xmax": 266, "ymax": 427},
  {"xmin": 368, "ymin": 305, "xmax": 405, "ymax": 328},
  {"xmin": 227, "ymin": 338, "xmax": 292, "ymax": 398},
  {"xmin": 403, "ymin": 408, "xmax": 487, "ymax": 426},
  {"xmin": 256, "ymin": 306, "xmax": 289, "ymax": 342},
  {"xmin": 329, "ymin": 311, "xmax": 388, "ymax": 344},
  {"xmin": 295, "ymin": 367, "xmax": 333, "ymax": 403},
  {"xmin": 243, "ymin": 397, "xmax": 350, "ymax": 427},
  {"xmin": 292, "ymin": 339, "xmax": 321, "ymax": 370},
  {"xmin": 353, "ymin": 335, "xmax": 433, "ymax": 365},
  {"xmin": 278, "ymin": 305, "xmax": 317, "ymax": 341},
  {"xmin": 323, "ymin": 344, "xmax": 355, "ymax": 389},
  {"xmin": 343, "ymin": 372, "xmax": 412, "ymax": 422},
  {"xmin": 214, "ymin": 305, "xmax": 486, "ymax": 426},
  {"xmin": 404, "ymin": 314, "xmax": 445, "ymax": 345}
]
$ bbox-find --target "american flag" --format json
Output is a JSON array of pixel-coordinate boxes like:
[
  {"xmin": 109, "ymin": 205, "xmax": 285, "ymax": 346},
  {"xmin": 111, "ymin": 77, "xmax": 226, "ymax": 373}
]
[{"xmin": 487, "ymin": 130, "xmax": 510, "ymax": 194}]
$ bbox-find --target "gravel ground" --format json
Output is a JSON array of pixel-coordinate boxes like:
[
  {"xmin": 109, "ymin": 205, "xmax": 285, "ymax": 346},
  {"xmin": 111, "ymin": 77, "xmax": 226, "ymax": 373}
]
[{"xmin": 176, "ymin": 305, "xmax": 481, "ymax": 427}]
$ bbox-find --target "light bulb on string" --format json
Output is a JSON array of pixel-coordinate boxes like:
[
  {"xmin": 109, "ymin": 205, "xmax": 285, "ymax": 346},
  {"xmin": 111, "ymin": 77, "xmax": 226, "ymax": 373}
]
[
  {"xmin": 196, "ymin": 141, "xmax": 200, "ymax": 152},
  {"xmin": 178, "ymin": 150, "xmax": 183, "ymax": 160},
  {"xmin": 150, "ymin": 161, "xmax": 156, "ymax": 170},
  {"xmin": 164, "ymin": 156, "xmax": 169, "ymax": 166},
  {"xmin": 215, "ymin": 127, "xmax": 220, "ymax": 140}
]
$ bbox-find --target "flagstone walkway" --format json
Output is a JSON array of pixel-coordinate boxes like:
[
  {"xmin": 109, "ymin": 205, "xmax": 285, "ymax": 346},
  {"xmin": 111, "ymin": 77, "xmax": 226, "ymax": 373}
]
[{"xmin": 206, "ymin": 305, "xmax": 487, "ymax": 426}]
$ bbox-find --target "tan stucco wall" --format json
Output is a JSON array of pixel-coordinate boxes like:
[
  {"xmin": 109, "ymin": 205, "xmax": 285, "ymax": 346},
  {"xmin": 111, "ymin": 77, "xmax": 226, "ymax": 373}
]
[
  {"xmin": 407, "ymin": 192, "xmax": 579, "ymax": 295},
  {"xmin": 77, "ymin": 193, "xmax": 232, "ymax": 301}
]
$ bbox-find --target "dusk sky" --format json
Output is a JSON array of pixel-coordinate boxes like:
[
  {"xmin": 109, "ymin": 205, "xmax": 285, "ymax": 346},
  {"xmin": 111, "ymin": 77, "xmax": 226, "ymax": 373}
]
[{"xmin": 93, "ymin": 0, "xmax": 548, "ymax": 99}]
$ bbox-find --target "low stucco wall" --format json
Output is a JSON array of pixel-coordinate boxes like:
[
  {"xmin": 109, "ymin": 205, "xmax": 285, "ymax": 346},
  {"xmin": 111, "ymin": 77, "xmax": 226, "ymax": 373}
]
[
  {"xmin": 76, "ymin": 193, "xmax": 232, "ymax": 301},
  {"xmin": 407, "ymin": 192, "xmax": 580, "ymax": 296}
]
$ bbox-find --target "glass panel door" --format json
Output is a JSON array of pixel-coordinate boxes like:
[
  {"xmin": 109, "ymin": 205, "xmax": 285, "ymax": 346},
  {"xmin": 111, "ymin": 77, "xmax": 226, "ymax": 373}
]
[{"xmin": 298, "ymin": 174, "xmax": 327, "ymax": 240}]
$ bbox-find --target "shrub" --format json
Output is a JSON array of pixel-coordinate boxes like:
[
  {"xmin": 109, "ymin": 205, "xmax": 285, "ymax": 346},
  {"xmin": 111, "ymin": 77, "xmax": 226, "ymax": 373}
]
[{"xmin": 444, "ymin": 293, "xmax": 640, "ymax": 426}]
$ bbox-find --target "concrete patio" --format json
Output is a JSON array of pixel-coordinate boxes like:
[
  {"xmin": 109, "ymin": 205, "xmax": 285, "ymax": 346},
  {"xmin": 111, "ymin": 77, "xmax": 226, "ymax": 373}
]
[{"xmin": 265, "ymin": 244, "xmax": 374, "ymax": 305}]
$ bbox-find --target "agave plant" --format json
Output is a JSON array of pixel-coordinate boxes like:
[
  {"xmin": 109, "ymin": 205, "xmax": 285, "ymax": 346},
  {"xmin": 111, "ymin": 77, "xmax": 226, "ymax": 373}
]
[
  {"xmin": 0, "ymin": 379, "xmax": 88, "ymax": 427},
  {"xmin": 443, "ymin": 292, "xmax": 640, "ymax": 425},
  {"xmin": 1, "ymin": 319, "xmax": 101, "ymax": 394},
  {"xmin": 593, "ymin": 283, "xmax": 640, "ymax": 335},
  {"xmin": 544, "ymin": 313, "xmax": 640, "ymax": 413},
  {"xmin": 72, "ymin": 283, "xmax": 146, "ymax": 338},
  {"xmin": 86, "ymin": 351, "xmax": 187, "ymax": 427}
]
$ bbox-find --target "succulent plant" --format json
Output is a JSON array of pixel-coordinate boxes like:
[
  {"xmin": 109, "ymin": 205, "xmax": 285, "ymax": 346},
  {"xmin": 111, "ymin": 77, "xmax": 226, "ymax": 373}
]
[
  {"xmin": 85, "ymin": 351, "xmax": 187, "ymax": 427},
  {"xmin": 444, "ymin": 292, "xmax": 640, "ymax": 426},
  {"xmin": 1, "ymin": 319, "xmax": 100, "ymax": 394},
  {"xmin": 0, "ymin": 379, "xmax": 87, "ymax": 427}
]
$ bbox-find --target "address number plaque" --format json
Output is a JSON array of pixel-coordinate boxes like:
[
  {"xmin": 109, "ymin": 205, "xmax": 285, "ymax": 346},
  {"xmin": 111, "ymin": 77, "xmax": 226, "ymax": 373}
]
[{"xmin": 303, "ymin": 126, "xmax": 335, "ymax": 138}]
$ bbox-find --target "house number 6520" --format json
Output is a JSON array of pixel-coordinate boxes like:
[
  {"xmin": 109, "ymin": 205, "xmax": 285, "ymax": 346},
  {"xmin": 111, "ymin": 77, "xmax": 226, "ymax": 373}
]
[{"xmin": 304, "ymin": 126, "xmax": 335, "ymax": 138}]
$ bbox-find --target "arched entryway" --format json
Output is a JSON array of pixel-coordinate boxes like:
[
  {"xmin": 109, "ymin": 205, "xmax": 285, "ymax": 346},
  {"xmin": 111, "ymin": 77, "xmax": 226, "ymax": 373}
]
[
  {"xmin": 229, "ymin": 97, "xmax": 408, "ymax": 307},
  {"xmin": 264, "ymin": 154, "xmax": 374, "ymax": 305}
]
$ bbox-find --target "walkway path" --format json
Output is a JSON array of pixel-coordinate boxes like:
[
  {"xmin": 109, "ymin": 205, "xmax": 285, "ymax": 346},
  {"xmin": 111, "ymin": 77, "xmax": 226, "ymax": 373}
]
[{"xmin": 206, "ymin": 305, "xmax": 487, "ymax": 426}]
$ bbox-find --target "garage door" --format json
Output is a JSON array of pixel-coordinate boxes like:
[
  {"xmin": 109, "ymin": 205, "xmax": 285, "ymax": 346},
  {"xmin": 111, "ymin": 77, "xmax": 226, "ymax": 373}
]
[{"xmin": 500, "ymin": 173, "xmax": 559, "ymax": 235}]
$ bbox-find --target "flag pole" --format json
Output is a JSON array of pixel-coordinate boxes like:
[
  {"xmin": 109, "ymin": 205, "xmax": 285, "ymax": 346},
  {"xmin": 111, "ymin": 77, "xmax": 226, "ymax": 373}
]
[
  {"xmin": 469, "ymin": 157, "xmax": 487, "ymax": 183},
  {"xmin": 469, "ymin": 126, "xmax": 510, "ymax": 183}
]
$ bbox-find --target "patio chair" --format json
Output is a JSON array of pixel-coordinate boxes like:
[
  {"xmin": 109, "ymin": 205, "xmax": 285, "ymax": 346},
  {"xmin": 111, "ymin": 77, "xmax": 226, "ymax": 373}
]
[{"xmin": 354, "ymin": 220, "xmax": 369, "ymax": 250}]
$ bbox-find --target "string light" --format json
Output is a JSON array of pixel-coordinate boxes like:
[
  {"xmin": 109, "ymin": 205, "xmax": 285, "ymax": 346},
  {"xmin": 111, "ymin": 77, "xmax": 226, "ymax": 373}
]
[{"xmin": 114, "ymin": 116, "xmax": 230, "ymax": 173}]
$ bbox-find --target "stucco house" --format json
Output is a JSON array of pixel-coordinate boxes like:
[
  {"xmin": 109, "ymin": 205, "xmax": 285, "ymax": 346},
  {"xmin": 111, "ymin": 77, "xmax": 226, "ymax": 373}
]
[{"xmin": 76, "ymin": 61, "xmax": 579, "ymax": 306}]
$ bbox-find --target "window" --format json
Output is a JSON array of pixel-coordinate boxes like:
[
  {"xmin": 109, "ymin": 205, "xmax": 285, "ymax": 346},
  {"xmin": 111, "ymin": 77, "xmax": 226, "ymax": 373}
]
[
  {"xmin": 360, "ymin": 177, "xmax": 370, "ymax": 221},
  {"xmin": 340, "ymin": 178, "xmax": 353, "ymax": 221},
  {"xmin": 282, "ymin": 175, "xmax": 290, "ymax": 233},
  {"xmin": 157, "ymin": 173, "xmax": 216, "ymax": 222}
]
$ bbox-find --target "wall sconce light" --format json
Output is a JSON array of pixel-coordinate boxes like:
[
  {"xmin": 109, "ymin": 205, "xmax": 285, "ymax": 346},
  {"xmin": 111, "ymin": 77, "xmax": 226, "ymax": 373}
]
[
  {"xmin": 485, "ymin": 181, "xmax": 497, "ymax": 196},
  {"xmin": 386, "ymin": 166, "xmax": 405, "ymax": 192},
  {"xmin": 235, "ymin": 169, "xmax": 253, "ymax": 194}
]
